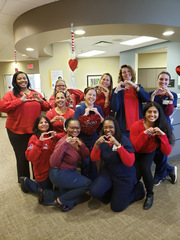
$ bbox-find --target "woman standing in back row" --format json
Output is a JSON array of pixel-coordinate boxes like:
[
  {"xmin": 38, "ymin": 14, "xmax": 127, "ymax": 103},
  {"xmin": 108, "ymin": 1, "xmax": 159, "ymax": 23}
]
[
  {"xmin": 149, "ymin": 71, "xmax": 177, "ymax": 186},
  {"xmin": 0, "ymin": 71, "xmax": 50, "ymax": 182},
  {"xmin": 111, "ymin": 64, "xmax": 150, "ymax": 138}
]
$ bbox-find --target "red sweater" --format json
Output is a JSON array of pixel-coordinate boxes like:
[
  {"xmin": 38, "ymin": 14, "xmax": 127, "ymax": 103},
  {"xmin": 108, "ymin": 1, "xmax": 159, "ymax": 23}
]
[
  {"xmin": 49, "ymin": 89, "xmax": 84, "ymax": 110},
  {"xmin": 25, "ymin": 133, "xmax": 64, "ymax": 182},
  {"xmin": 130, "ymin": 119, "xmax": 172, "ymax": 155},
  {"xmin": 0, "ymin": 90, "xmax": 50, "ymax": 134},
  {"xmin": 91, "ymin": 143, "xmax": 135, "ymax": 167},
  {"xmin": 50, "ymin": 135, "xmax": 89, "ymax": 169},
  {"xmin": 46, "ymin": 107, "xmax": 74, "ymax": 133},
  {"xmin": 94, "ymin": 92, "xmax": 111, "ymax": 118}
]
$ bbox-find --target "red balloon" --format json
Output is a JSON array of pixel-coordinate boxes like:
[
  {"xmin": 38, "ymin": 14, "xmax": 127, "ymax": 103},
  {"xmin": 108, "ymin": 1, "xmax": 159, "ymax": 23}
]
[
  {"xmin": 176, "ymin": 65, "xmax": 180, "ymax": 76},
  {"xmin": 68, "ymin": 59, "xmax": 78, "ymax": 71}
]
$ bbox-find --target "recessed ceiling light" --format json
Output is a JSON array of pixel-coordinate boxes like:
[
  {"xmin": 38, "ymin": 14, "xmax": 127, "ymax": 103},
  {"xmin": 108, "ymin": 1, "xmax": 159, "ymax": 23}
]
[
  {"xmin": 22, "ymin": 54, "xmax": 26, "ymax": 56},
  {"xmin": 26, "ymin": 47, "xmax": 34, "ymax": 51},
  {"xmin": 74, "ymin": 30, "xmax": 86, "ymax": 35},
  {"xmin": 78, "ymin": 50, "xmax": 105, "ymax": 57},
  {"xmin": 163, "ymin": 31, "xmax": 174, "ymax": 36},
  {"xmin": 120, "ymin": 36, "xmax": 157, "ymax": 46}
]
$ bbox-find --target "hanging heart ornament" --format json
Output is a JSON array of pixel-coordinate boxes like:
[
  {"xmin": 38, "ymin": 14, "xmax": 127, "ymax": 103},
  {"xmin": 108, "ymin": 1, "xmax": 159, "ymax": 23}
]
[
  {"xmin": 176, "ymin": 65, "xmax": 180, "ymax": 76},
  {"xmin": 68, "ymin": 59, "xmax": 78, "ymax": 71}
]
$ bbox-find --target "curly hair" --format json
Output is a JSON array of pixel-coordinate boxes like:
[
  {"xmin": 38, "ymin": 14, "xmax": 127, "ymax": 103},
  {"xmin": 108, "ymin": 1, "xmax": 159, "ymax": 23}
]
[{"xmin": 118, "ymin": 64, "xmax": 136, "ymax": 83}]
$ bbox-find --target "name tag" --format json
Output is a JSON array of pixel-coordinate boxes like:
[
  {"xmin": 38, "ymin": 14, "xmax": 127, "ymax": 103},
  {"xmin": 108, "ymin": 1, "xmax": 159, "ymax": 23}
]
[{"xmin": 162, "ymin": 100, "xmax": 170, "ymax": 105}]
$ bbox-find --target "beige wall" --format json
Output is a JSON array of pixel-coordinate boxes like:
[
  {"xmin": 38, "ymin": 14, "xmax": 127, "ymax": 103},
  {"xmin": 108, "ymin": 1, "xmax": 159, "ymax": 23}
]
[
  {"xmin": 138, "ymin": 52, "xmax": 167, "ymax": 68},
  {"xmin": 75, "ymin": 56, "xmax": 119, "ymax": 91}
]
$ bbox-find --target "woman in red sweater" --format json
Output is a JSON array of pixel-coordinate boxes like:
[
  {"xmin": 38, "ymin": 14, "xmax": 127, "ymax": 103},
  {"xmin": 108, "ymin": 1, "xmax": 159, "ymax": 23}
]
[
  {"xmin": 46, "ymin": 91, "xmax": 74, "ymax": 133},
  {"xmin": 94, "ymin": 73, "xmax": 113, "ymax": 118},
  {"xmin": 0, "ymin": 71, "xmax": 50, "ymax": 182},
  {"xmin": 130, "ymin": 102, "xmax": 174, "ymax": 210},
  {"xmin": 19, "ymin": 115, "xmax": 65, "ymax": 195},
  {"xmin": 39, "ymin": 117, "xmax": 92, "ymax": 211},
  {"xmin": 49, "ymin": 79, "xmax": 84, "ymax": 110}
]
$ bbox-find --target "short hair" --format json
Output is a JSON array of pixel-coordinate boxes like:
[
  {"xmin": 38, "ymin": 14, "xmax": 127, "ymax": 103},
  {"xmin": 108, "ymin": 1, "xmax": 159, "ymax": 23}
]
[
  {"xmin": 33, "ymin": 115, "xmax": 53, "ymax": 139},
  {"xmin": 53, "ymin": 79, "xmax": 67, "ymax": 95},
  {"xmin": 84, "ymin": 87, "xmax": 97, "ymax": 95},
  {"xmin": 12, "ymin": 71, "xmax": 31, "ymax": 97},
  {"xmin": 118, "ymin": 64, "xmax": 136, "ymax": 83},
  {"xmin": 64, "ymin": 117, "xmax": 81, "ymax": 129},
  {"xmin": 157, "ymin": 71, "xmax": 171, "ymax": 81},
  {"xmin": 55, "ymin": 90, "xmax": 67, "ymax": 98}
]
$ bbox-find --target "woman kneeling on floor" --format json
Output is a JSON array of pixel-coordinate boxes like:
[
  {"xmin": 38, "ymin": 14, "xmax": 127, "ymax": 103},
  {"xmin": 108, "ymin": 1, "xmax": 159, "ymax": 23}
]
[
  {"xmin": 89, "ymin": 117, "xmax": 145, "ymax": 212},
  {"xmin": 39, "ymin": 117, "xmax": 92, "ymax": 211}
]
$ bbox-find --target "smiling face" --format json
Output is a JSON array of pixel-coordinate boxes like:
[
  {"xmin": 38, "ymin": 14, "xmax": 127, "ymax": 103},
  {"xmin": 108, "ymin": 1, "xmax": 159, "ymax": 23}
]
[
  {"xmin": 157, "ymin": 73, "xmax": 170, "ymax": 89},
  {"xmin": 55, "ymin": 92, "xmax": 66, "ymax": 108},
  {"xmin": 121, "ymin": 67, "xmax": 132, "ymax": 81},
  {"xmin": 66, "ymin": 120, "xmax": 81, "ymax": 137},
  {"xmin": 100, "ymin": 74, "xmax": 111, "ymax": 88},
  {"xmin": 16, "ymin": 73, "xmax": 28, "ymax": 90},
  {"xmin": 103, "ymin": 120, "xmax": 115, "ymax": 136},
  {"xmin": 55, "ymin": 80, "xmax": 67, "ymax": 92},
  {"xmin": 38, "ymin": 117, "xmax": 50, "ymax": 133},
  {"xmin": 84, "ymin": 89, "xmax": 97, "ymax": 105},
  {"xmin": 145, "ymin": 106, "xmax": 159, "ymax": 124}
]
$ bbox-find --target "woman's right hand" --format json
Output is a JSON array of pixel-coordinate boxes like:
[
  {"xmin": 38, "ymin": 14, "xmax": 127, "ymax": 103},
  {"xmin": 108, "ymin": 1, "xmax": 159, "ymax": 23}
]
[
  {"xmin": 94, "ymin": 135, "xmax": 107, "ymax": 149},
  {"xmin": 51, "ymin": 115, "xmax": 65, "ymax": 123},
  {"xmin": 21, "ymin": 93, "xmax": 30, "ymax": 102},
  {"xmin": 114, "ymin": 82, "xmax": 126, "ymax": 93}
]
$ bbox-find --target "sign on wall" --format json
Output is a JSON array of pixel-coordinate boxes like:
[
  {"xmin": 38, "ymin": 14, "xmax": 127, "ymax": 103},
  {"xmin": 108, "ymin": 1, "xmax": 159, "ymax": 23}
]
[{"xmin": 49, "ymin": 70, "xmax": 63, "ymax": 88}]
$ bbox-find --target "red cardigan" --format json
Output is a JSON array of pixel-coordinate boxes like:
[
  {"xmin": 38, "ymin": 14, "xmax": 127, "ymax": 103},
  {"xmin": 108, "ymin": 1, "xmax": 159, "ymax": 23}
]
[
  {"xmin": 130, "ymin": 119, "xmax": 172, "ymax": 155},
  {"xmin": 25, "ymin": 133, "xmax": 64, "ymax": 182},
  {"xmin": 0, "ymin": 90, "xmax": 50, "ymax": 134}
]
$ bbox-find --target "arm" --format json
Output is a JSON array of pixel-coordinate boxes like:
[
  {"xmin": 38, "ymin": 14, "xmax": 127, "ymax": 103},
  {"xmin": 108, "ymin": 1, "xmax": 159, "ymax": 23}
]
[
  {"xmin": 158, "ymin": 135, "xmax": 172, "ymax": 155},
  {"xmin": 0, "ymin": 92, "xmax": 22, "ymax": 113},
  {"xmin": 136, "ymin": 85, "xmax": 150, "ymax": 102},
  {"xmin": 78, "ymin": 142, "xmax": 90, "ymax": 158},
  {"xmin": 117, "ymin": 147, "xmax": 135, "ymax": 167},
  {"xmin": 90, "ymin": 145, "xmax": 101, "ymax": 162},
  {"xmin": 49, "ymin": 95, "xmax": 55, "ymax": 109},
  {"xmin": 110, "ymin": 88, "xmax": 122, "ymax": 112},
  {"xmin": 25, "ymin": 136, "xmax": 44, "ymax": 163}
]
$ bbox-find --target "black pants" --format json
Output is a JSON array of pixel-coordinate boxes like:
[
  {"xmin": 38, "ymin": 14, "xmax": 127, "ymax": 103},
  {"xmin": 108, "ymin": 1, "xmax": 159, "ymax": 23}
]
[
  {"xmin": 7, "ymin": 129, "xmax": 32, "ymax": 182},
  {"xmin": 134, "ymin": 151, "xmax": 156, "ymax": 196}
]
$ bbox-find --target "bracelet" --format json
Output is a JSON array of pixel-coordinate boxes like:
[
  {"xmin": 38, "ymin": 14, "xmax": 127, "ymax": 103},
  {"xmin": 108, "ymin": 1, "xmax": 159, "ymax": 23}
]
[{"xmin": 169, "ymin": 98, "xmax": 174, "ymax": 101}]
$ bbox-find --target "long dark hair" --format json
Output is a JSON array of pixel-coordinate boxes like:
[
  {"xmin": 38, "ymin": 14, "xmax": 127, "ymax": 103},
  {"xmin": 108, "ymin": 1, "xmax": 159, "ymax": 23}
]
[
  {"xmin": 12, "ymin": 71, "xmax": 31, "ymax": 97},
  {"xmin": 101, "ymin": 116, "xmax": 122, "ymax": 143},
  {"xmin": 64, "ymin": 117, "xmax": 81, "ymax": 129},
  {"xmin": 143, "ymin": 102, "xmax": 174, "ymax": 145},
  {"xmin": 32, "ymin": 115, "xmax": 53, "ymax": 139}
]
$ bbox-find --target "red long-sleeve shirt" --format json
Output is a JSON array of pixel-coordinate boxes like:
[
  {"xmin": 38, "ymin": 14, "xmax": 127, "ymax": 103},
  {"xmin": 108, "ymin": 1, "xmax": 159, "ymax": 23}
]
[
  {"xmin": 130, "ymin": 119, "xmax": 172, "ymax": 155},
  {"xmin": 91, "ymin": 143, "xmax": 135, "ymax": 167},
  {"xmin": 50, "ymin": 135, "xmax": 89, "ymax": 169},
  {"xmin": 25, "ymin": 133, "xmax": 64, "ymax": 182},
  {"xmin": 0, "ymin": 90, "xmax": 50, "ymax": 134},
  {"xmin": 46, "ymin": 107, "xmax": 74, "ymax": 133}
]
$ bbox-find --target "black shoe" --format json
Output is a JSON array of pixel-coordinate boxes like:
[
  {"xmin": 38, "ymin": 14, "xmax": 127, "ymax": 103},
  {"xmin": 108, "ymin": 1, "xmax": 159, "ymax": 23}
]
[
  {"xmin": 153, "ymin": 178, "xmax": 162, "ymax": 186},
  {"xmin": 143, "ymin": 195, "xmax": 153, "ymax": 210},
  {"xmin": 38, "ymin": 188, "xmax": 44, "ymax": 205},
  {"xmin": 169, "ymin": 166, "xmax": 177, "ymax": 184},
  {"xmin": 19, "ymin": 177, "xmax": 29, "ymax": 193}
]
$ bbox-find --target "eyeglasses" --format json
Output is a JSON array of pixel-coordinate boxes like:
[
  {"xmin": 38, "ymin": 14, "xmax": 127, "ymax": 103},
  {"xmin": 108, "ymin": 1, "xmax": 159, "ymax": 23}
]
[
  {"xmin": 56, "ymin": 85, "xmax": 66, "ymax": 88},
  {"xmin": 103, "ymin": 126, "xmax": 114, "ymax": 130},
  {"xmin": 68, "ymin": 126, "xmax": 81, "ymax": 130}
]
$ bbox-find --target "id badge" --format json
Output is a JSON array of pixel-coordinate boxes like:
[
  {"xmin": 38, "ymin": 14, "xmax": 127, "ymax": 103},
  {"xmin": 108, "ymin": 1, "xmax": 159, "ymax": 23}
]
[{"xmin": 162, "ymin": 100, "xmax": 170, "ymax": 105}]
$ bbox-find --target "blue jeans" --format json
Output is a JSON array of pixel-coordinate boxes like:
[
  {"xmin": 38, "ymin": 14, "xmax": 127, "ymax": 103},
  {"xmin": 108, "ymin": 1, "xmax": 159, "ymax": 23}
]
[
  {"xmin": 154, "ymin": 147, "xmax": 174, "ymax": 180},
  {"xmin": 24, "ymin": 177, "xmax": 52, "ymax": 194},
  {"xmin": 44, "ymin": 168, "xmax": 92, "ymax": 209}
]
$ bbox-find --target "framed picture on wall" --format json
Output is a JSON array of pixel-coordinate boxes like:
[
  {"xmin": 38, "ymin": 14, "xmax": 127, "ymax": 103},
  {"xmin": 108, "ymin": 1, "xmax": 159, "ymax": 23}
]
[{"xmin": 87, "ymin": 75, "xmax": 101, "ymax": 87}]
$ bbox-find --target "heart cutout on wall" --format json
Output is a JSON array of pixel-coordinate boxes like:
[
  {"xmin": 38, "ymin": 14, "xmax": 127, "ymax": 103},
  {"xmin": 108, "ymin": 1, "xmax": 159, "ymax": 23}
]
[
  {"xmin": 176, "ymin": 65, "xmax": 180, "ymax": 76},
  {"xmin": 68, "ymin": 59, "xmax": 78, "ymax": 71}
]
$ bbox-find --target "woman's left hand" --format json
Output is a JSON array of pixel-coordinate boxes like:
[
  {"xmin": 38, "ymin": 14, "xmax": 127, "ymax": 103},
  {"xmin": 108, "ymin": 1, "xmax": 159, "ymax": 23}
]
[
  {"xmin": 32, "ymin": 92, "xmax": 43, "ymax": 103},
  {"xmin": 108, "ymin": 135, "xmax": 121, "ymax": 148},
  {"xmin": 152, "ymin": 127, "xmax": 165, "ymax": 136}
]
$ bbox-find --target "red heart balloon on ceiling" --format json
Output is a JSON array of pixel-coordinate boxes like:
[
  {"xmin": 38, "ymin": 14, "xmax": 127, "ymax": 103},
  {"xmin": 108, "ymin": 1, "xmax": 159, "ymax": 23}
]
[
  {"xmin": 68, "ymin": 59, "xmax": 78, "ymax": 71},
  {"xmin": 176, "ymin": 65, "xmax": 180, "ymax": 76}
]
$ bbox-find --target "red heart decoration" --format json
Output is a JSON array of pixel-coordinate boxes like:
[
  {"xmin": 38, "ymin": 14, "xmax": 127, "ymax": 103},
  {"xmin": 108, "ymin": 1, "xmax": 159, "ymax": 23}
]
[
  {"xmin": 176, "ymin": 65, "xmax": 180, "ymax": 76},
  {"xmin": 68, "ymin": 59, "xmax": 78, "ymax": 71},
  {"xmin": 78, "ymin": 114, "xmax": 101, "ymax": 135}
]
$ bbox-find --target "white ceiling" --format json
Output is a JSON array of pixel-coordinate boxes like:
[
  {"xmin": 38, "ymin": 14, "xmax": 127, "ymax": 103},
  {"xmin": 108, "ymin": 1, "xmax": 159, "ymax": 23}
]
[{"xmin": 0, "ymin": 0, "xmax": 168, "ymax": 62}]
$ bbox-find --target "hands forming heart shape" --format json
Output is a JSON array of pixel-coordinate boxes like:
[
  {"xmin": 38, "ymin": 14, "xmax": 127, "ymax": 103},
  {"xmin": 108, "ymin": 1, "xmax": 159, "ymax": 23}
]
[{"xmin": 40, "ymin": 131, "xmax": 57, "ymax": 141}]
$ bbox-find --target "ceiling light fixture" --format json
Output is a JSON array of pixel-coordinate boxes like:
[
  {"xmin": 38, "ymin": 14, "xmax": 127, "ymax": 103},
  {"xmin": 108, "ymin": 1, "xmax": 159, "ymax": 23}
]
[
  {"xmin": 75, "ymin": 30, "xmax": 86, "ymax": 35},
  {"xmin": 120, "ymin": 36, "xmax": 157, "ymax": 46},
  {"xmin": 22, "ymin": 54, "xmax": 26, "ymax": 56},
  {"xmin": 26, "ymin": 47, "xmax": 34, "ymax": 51},
  {"xmin": 163, "ymin": 31, "xmax": 174, "ymax": 36},
  {"xmin": 78, "ymin": 50, "xmax": 105, "ymax": 57}
]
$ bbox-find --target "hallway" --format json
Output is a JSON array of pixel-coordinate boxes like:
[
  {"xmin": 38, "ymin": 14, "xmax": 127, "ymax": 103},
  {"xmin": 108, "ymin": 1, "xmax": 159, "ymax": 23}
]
[{"xmin": 0, "ymin": 117, "xmax": 180, "ymax": 240}]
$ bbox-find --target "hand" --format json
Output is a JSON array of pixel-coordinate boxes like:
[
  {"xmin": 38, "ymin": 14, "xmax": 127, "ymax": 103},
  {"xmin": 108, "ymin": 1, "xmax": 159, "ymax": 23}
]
[
  {"xmin": 66, "ymin": 136, "xmax": 80, "ymax": 150},
  {"xmin": 123, "ymin": 80, "xmax": 138, "ymax": 89},
  {"xmin": 144, "ymin": 127, "xmax": 156, "ymax": 135},
  {"xmin": 94, "ymin": 136, "xmax": 107, "ymax": 148},
  {"xmin": 40, "ymin": 131, "xmax": 57, "ymax": 141},
  {"xmin": 32, "ymin": 92, "xmax": 43, "ymax": 103},
  {"xmin": 107, "ymin": 135, "xmax": 121, "ymax": 147},
  {"xmin": 114, "ymin": 82, "xmax": 126, "ymax": 93},
  {"xmin": 153, "ymin": 127, "xmax": 165, "ymax": 136},
  {"xmin": 21, "ymin": 93, "xmax": 31, "ymax": 102},
  {"xmin": 84, "ymin": 107, "xmax": 91, "ymax": 116}
]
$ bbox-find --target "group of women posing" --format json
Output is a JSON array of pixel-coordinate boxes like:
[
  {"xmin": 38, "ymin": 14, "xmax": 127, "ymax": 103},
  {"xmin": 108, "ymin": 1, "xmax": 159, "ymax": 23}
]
[{"xmin": 0, "ymin": 67, "xmax": 177, "ymax": 212}]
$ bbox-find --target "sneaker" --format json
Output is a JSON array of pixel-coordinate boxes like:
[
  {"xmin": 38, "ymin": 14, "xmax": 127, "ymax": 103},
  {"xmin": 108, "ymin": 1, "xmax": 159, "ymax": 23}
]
[
  {"xmin": 19, "ymin": 176, "xmax": 29, "ymax": 193},
  {"xmin": 169, "ymin": 166, "xmax": 177, "ymax": 184},
  {"xmin": 153, "ymin": 178, "xmax": 162, "ymax": 186}
]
